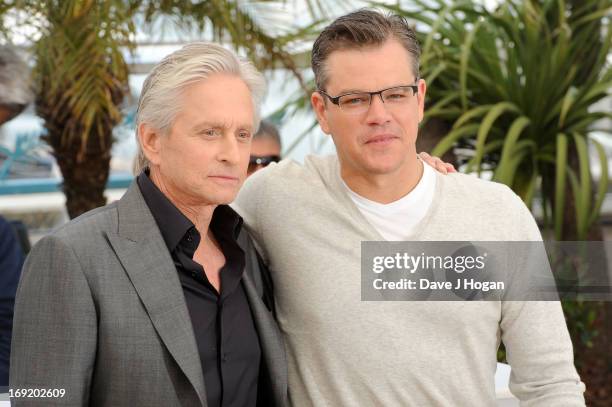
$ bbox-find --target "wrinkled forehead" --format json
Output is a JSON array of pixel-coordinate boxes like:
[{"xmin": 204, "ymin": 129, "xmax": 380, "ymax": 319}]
[{"xmin": 173, "ymin": 75, "xmax": 257, "ymax": 130}]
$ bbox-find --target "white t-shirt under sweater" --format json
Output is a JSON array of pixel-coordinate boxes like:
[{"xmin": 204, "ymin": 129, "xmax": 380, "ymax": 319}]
[
  {"xmin": 342, "ymin": 160, "xmax": 436, "ymax": 241},
  {"xmin": 234, "ymin": 154, "xmax": 585, "ymax": 407}
]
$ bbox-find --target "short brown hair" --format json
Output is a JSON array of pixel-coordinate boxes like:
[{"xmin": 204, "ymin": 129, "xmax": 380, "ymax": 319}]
[{"xmin": 311, "ymin": 9, "xmax": 420, "ymax": 91}]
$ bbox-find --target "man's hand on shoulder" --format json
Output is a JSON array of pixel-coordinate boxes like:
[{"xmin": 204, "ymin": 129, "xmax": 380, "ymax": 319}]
[{"xmin": 418, "ymin": 152, "xmax": 456, "ymax": 174}]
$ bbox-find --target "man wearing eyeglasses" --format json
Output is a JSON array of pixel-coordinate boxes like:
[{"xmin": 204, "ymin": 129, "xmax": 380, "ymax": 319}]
[{"xmin": 235, "ymin": 9, "xmax": 585, "ymax": 406}]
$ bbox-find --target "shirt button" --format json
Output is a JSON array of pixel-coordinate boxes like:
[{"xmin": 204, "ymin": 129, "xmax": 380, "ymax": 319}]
[
  {"xmin": 186, "ymin": 235, "xmax": 193, "ymax": 242},
  {"xmin": 191, "ymin": 272, "xmax": 196, "ymax": 278},
  {"xmin": 222, "ymin": 354, "xmax": 227, "ymax": 362}
]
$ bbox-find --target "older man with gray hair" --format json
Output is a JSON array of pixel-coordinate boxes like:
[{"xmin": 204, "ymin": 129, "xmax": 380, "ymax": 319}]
[{"xmin": 10, "ymin": 42, "xmax": 287, "ymax": 407}]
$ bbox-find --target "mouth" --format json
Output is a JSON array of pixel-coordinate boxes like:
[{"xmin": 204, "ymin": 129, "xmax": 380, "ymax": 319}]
[
  {"xmin": 209, "ymin": 175, "xmax": 240, "ymax": 184},
  {"xmin": 364, "ymin": 134, "xmax": 399, "ymax": 145}
]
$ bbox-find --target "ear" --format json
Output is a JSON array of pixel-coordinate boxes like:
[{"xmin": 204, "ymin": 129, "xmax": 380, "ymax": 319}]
[
  {"xmin": 311, "ymin": 91, "xmax": 331, "ymax": 134},
  {"xmin": 138, "ymin": 123, "xmax": 163, "ymax": 166},
  {"xmin": 417, "ymin": 78, "xmax": 427, "ymax": 124}
]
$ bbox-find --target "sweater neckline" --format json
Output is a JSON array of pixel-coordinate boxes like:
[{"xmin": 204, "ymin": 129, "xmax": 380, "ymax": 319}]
[{"xmin": 327, "ymin": 155, "xmax": 445, "ymax": 242}]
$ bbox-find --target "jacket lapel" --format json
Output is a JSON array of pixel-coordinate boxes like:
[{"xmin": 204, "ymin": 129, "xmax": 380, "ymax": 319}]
[
  {"xmin": 106, "ymin": 182, "xmax": 207, "ymax": 406},
  {"xmin": 239, "ymin": 232, "xmax": 288, "ymax": 405}
]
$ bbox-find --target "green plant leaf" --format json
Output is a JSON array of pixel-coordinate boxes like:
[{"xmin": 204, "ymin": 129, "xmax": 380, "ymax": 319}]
[
  {"xmin": 494, "ymin": 116, "xmax": 531, "ymax": 184},
  {"xmin": 469, "ymin": 101, "xmax": 520, "ymax": 173},
  {"xmin": 555, "ymin": 133, "xmax": 568, "ymax": 240},
  {"xmin": 459, "ymin": 20, "xmax": 482, "ymax": 110},
  {"xmin": 559, "ymin": 87, "xmax": 579, "ymax": 128},
  {"xmin": 431, "ymin": 123, "xmax": 480, "ymax": 157},
  {"xmin": 452, "ymin": 104, "xmax": 494, "ymax": 129},
  {"xmin": 588, "ymin": 138, "xmax": 610, "ymax": 226},
  {"xmin": 572, "ymin": 133, "xmax": 592, "ymax": 238},
  {"xmin": 573, "ymin": 6, "xmax": 612, "ymax": 28}
]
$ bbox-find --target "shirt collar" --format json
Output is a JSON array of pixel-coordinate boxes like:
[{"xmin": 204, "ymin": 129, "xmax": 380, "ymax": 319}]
[
  {"xmin": 137, "ymin": 170, "xmax": 193, "ymax": 251},
  {"xmin": 137, "ymin": 170, "xmax": 243, "ymax": 252}
]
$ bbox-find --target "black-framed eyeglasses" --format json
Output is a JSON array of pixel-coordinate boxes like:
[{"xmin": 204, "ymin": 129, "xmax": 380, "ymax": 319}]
[
  {"xmin": 318, "ymin": 83, "xmax": 419, "ymax": 115},
  {"xmin": 248, "ymin": 155, "xmax": 280, "ymax": 173}
]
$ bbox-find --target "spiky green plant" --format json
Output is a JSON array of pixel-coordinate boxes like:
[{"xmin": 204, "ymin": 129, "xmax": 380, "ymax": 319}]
[
  {"xmin": 385, "ymin": 0, "xmax": 610, "ymax": 240},
  {"xmin": 383, "ymin": 2, "xmax": 611, "ymax": 402}
]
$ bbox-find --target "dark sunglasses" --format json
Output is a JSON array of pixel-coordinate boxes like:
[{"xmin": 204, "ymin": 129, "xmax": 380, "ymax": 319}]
[{"xmin": 248, "ymin": 155, "xmax": 281, "ymax": 172}]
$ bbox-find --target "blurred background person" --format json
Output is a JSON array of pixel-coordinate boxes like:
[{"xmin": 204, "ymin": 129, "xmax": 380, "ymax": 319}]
[
  {"xmin": 0, "ymin": 44, "xmax": 33, "ymax": 390},
  {"xmin": 0, "ymin": 215, "xmax": 24, "ymax": 390},
  {"xmin": 248, "ymin": 119, "xmax": 282, "ymax": 176},
  {"xmin": 0, "ymin": 45, "xmax": 32, "ymax": 126}
]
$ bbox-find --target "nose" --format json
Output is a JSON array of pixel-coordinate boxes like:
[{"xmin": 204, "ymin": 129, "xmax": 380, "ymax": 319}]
[
  {"xmin": 364, "ymin": 93, "xmax": 392, "ymax": 125},
  {"xmin": 218, "ymin": 134, "xmax": 241, "ymax": 165}
]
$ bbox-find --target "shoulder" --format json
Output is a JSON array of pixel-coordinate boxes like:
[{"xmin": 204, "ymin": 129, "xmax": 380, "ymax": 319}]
[
  {"xmin": 244, "ymin": 155, "xmax": 334, "ymax": 187},
  {"xmin": 41, "ymin": 201, "xmax": 119, "ymax": 249},
  {"xmin": 439, "ymin": 172, "xmax": 525, "ymax": 209},
  {"xmin": 436, "ymin": 172, "xmax": 541, "ymax": 240},
  {"xmin": 236, "ymin": 155, "xmax": 336, "ymax": 207},
  {"xmin": 23, "ymin": 202, "xmax": 123, "ymax": 289},
  {"xmin": 442, "ymin": 171, "xmax": 514, "ymax": 195}
]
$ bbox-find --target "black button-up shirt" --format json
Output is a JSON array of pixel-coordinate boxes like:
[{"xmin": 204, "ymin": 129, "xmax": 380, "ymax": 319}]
[{"xmin": 137, "ymin": 171, "xmax": 261, "ymax": 407}]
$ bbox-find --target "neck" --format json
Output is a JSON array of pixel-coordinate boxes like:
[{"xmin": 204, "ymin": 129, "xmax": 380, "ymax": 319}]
[
  {"xmin": 149, "ymin": 167, "xmax": 217, "ymax": 234},
  {"xmin": 341, "ymin": 156, "xmax": 423, "ymax": 204}
]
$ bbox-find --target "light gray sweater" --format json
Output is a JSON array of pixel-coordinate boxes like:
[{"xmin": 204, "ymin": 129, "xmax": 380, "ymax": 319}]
[{"xmin": 234, "ymin": 154, "xmax": 585, "ymax": 407}]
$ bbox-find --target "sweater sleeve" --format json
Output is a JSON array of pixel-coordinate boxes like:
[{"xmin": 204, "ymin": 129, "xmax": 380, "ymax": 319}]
[
  {"xmin": 501, "ymin": 301, "xmax": 586, "ymax": 406},
  {"xmin": 501, "ymin": 189, "xmax": 585, "ymax": 406}
]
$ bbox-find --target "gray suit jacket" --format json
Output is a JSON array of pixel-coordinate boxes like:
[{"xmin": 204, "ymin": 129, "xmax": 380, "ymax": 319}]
[{"xmin": 9, "ymin": 182, "xmax": 288, "ymax": 407}]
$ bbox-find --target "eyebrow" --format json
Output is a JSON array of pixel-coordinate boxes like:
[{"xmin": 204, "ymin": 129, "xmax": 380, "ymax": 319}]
[
  {"xmin": 332, "ymin": 88, "xmax": 363, "ymax": 95},
  {"xmin": 191, "ymin": 121, "xmax": 253, "ymax": 133},
  {"xmin": 332, "ymin": 81, "xmax": 418, "ymax": 95}
]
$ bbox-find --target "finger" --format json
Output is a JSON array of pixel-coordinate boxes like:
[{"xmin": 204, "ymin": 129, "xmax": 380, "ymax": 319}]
[
  {"xmin": 446, "ymin": 163, "xmax": 457, "ymax": 173},
  {"xmin": 418, "ymin": 155, "xmax": 427, "ymax": 164},
  {"xmin": 436, "ymin": 161, "xmax": 448, "ymax": 174},
  {"xmin": 419, "ymin": 152, "xmax": 432, "ymax": 161}
]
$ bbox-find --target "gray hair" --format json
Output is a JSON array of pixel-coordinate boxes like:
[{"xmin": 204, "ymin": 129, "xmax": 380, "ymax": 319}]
[
  {"xmin": 134, "ymin": 42, "xmax": 267, "ymax": 174},
  {"xmin": 0, "ymin": 45, "xmax": 34, "ymax": 118}
]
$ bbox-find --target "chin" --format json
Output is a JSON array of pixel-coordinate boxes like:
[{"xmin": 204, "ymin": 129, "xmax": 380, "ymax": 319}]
[
  {"xmin": 200, "ymin": 182, "xmax": 241, "ymax": 203},
  {"xmin": 206, "ymin": 195, "xmax": 236, "ymax": 205},
  {"xmin": 363, "ymin": 160, "xmax": 403, "ymax": 175},
  {"xmin": 218, "ymin": 191, "xmax": 241, "ymax": 205}
]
